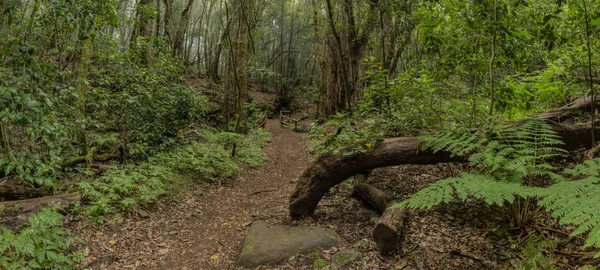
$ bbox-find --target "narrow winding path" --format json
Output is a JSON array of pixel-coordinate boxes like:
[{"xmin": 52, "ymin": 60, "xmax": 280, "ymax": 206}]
[{"xmin": 78, "ymin": 119, "xmax": 312, "ymax": 269}]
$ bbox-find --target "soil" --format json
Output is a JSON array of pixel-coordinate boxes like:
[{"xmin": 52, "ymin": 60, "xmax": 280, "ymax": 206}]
[{"xmin": 70, "ymin": 117, "xmax": 599, "ymax": 270}]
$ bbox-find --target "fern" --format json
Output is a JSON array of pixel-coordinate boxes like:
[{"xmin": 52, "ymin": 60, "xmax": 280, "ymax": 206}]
[
  {"xmin": 419, "ymin": 118, "xmax": 566, "ymax": 183},
  {"xmin": 515, "ymin": 234, "xmax": 555, "ymax": 270},
  {"xmin": 399, "ymin": 118, "xmax": 600, "ymax": 256},
  {"xmin": 538, "ymin": 160, "xmax": 600, "ymax": 257},
  {"xmin": 395, "ymin": 173, "xmax": 542, "ymax": 209},
  {"xmin": 0, "ymin": 207, "xmax": 82, "ymax": 269}
]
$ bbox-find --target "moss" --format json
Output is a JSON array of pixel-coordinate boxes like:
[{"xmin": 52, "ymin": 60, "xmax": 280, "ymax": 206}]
[
  {"xmin": 334, "ymin": 253, "xmax": 352, "ymax": 265},
  {"xmin": 241, "ymin": 241, "xmax": 254, "ymax": 255},
  {"xmin": 313, "ymin": 258, "xmax": 329, "ymax": 269},
  {"xmin": 325, "ymin": 230, "xmax": 340, "ymax": 240}
]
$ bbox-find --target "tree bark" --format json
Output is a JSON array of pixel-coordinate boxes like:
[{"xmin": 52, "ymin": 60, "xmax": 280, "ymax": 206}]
[
  {"xmin": 289, "ymin": 98, "xmax": 600, "ymax": 219},
  {"xmin": 172, "ymin": 0, "xmax": 196, "ymax": 57},
  {"xmin": 374, "ymin": 206, "xmax": 406, "ymax": 253},
  {"xmin": 538, "ymin": 95, "xmax": 599, "ymax": 122},
  {"xmin": 0, "ymin": 193, "xmax": 81, "ymax": 231},
  {"xmin": 0, "ymin": 184, "xmax": 43, "ymax": 200},
  {"xmin": 289, "ymin": 137, "xmax": 460, "ymax": 219},
  {"xmin": 352, "ymin": 182, "xmax": 406, "ymax": 253},
  {"xmin": 352, "ymin": 182, "xmax": 395, "ymax": 214}
]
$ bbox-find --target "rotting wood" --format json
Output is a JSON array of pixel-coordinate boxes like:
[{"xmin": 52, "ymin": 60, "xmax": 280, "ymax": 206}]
[
  {"xmin": 0, "ymin": 183, "xmax": 43, "ymax": 200},
  {"xmin": 0, "ymin": 193, "xmax": 81, "ymax": 230}
]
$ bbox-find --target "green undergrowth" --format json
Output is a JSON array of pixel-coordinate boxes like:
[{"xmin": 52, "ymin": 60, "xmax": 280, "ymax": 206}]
[
  {"xmin": 0, "ymin": 207, "xmax": 83, "ymax": 270},
  {"xmin": 0, "ymin": 129, "xmax": 271, "ymax": 269},
  {"xmin": 79, "ymin": 128, "xmax": 270, "ymax": 223},
  {"xmin": 396, "ymin": 118, "xmax": 600, "ymax": 259}
]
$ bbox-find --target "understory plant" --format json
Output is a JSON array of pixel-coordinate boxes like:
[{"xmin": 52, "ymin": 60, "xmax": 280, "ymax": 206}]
[
  {"xmin": 79, "ymin": 128, "xmax": 270, "ymax": 222},
  {"xmin": 396, "ymin": 117, "xmax": 600, "ymax": 257},
  {"xmin": 0, "ymin": 207, "xmax": 82, "ymax": 270}
]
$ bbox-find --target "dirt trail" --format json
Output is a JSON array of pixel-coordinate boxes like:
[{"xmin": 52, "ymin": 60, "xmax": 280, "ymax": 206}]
[
  {"xmin": 78, "ymin": 119, "xmax": 312, "ymax": 269},
  {"xmin": 75, "ymin": 117, "xmax": 532, "ymax": 270}
]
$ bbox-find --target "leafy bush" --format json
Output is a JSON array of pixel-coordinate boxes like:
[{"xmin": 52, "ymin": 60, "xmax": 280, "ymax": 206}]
[
  {"xmin": 0, "ymin": 208, "xmax": 82, "ymax": 270},
  {"xmin": 78, "ymin": 165, "xmax": 169, "ymax": 221},
  {"xmin": 79, "ymin": 128, "xmax": 270, "ymax": 221}
]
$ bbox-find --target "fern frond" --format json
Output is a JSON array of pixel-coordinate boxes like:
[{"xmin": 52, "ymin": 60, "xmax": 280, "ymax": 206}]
[
  {"xmin": 396, "ymin": 173, "xmax": 542, "ymax": 210},
  {"xmin": 539, "ymin": 176, "xmax": 600, "ymax": 257}
]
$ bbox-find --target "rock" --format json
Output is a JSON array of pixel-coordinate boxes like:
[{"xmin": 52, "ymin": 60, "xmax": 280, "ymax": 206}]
[
  {"xmin": 238, "ymin": 220, "xmax": 340, "ymax": 267},
  {"xmin": 136, "ymin": 209, "xmax": 149, "ymax": 218},
  {"xmin": 313, "ymin": 258, "xmax": 329, "ymax": 269},
  {"xmin": 99, "ymin": 254, "xmax": 115, "ymax": 266},
  {"xmin": 331, "ymin": 249, "xmax": 363, "ymax": 269}
]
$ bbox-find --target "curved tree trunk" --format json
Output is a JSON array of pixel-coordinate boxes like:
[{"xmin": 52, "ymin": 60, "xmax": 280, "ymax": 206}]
[
  {"xmin": 290, "ymin": 96, "xmax": 600, "ymax": 219},
  {"xmin": 289, "ymin": 137, "xmax": 459, "ymax": 219}
]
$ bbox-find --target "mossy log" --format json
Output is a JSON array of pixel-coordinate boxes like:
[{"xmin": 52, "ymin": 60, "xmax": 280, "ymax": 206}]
[
  {"xmin": 58, "ymin": 153, "xmax": 120, "ymax": 168},
  {"xmin": 0, "ymin": 193, "xmax": 81, "ymax": 230},
  {"xmin": 0, "ymin": 183, "xmax": 43, "ymax": 200}
]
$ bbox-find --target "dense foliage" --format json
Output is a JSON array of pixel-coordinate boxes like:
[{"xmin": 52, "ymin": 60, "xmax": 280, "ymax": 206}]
[
  {"xmin": 0, "ymin": 208, "xmax": 82, "ymax": 269},
  {"xmin": 2, "ymin": 0, "xmax": 600, "ymax": 268},
  {"xmin": 396, "ymin": 119, "xmax": 600, "ymax": 257}
]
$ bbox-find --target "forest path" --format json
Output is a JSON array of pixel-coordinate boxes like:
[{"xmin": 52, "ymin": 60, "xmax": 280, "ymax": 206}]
[{"xmin": 79, "ymin": 118, "xmax": 312, "ymax": 269}]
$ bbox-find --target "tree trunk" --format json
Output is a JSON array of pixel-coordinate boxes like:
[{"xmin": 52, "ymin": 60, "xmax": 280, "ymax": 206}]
[
  {"xmin": 208, "ymin": 15, "xmax": 232, "ymax": 83},
  {"xmin": 1, "ymin": 193, "xmax": 81, "ymax": 231},
  {"xmin": 289, "ymin": 99, "xmax": 600, "ymax": 219},
  {"xmin": 234, "ymin": 0, "xmax": 252, "ymax": 134},
  {"xmin": 289, "ymin": 137, "xmax": 460, "ymax": 219},
  {"xmin": 172, "ymin": 0, "xmax": 196, "ymax": 57},
  {"xmin": 131, "ymin": 0, "xmax": 155, "ymax": 44},
  {"xmin": 352, "ymin": 182, "xmax": 406, "ymax": 253},
  {"xmin": 162, "ymin": 0, "xmax": 174, "ymax": 46}
]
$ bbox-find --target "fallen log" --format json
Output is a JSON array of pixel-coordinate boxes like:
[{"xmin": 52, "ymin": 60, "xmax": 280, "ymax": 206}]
[
  {"xmin": 289, "ymin": 137, "xmax": 460, "ymax": 219},
  {"xmin": 351, "ymin": 182, "xmax": 395, "ymax": 214},
  {"xmin": 547, "ymin": 120, "xmax": 600, "ymax": 151},
  {"xmin": 290, "ymin": 96, "xmax": 600, "ymax": 219},
  {"xmin": 374, "ymin": 207, "xmax": 407, "ymax": 253},
  {"xmin": 352, "ymin": 183, "xmax": 407, "ymax": 253},
  {"xmin": 0, "ymin": 182, "xmax": 43, "ymax": 200},
  {"xmin": 0, "ymin": 193, "xmax": 81, "ymax": 230},
  {"xmin": 537, "ymin": 95, "xmax": 598, "ymax": 123},
  {"xmin": 59, "ymin": 153, "xmax": 120, "ymax": 168}
]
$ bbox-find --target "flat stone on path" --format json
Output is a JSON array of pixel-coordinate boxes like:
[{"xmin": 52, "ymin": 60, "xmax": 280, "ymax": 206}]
[
  {"xmin": 331, "ymin": 249, "xmax": 363, "ymax": 269},
  {"xmin": 239, "ymin": 220, "xmax": 340, "ymax": 267}
]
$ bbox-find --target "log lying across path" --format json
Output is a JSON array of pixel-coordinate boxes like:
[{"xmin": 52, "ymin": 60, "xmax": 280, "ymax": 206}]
[
  {"xmin": 289, "ymin": 95, "xmax": 600, "ymax": 219},
  {"xmin": 352, "ymin": 183, "xmax": 406, "ymax": 253},
  {"xmin": 289, "ymin": 137, "xmax": 461, "ymax": 219}
]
